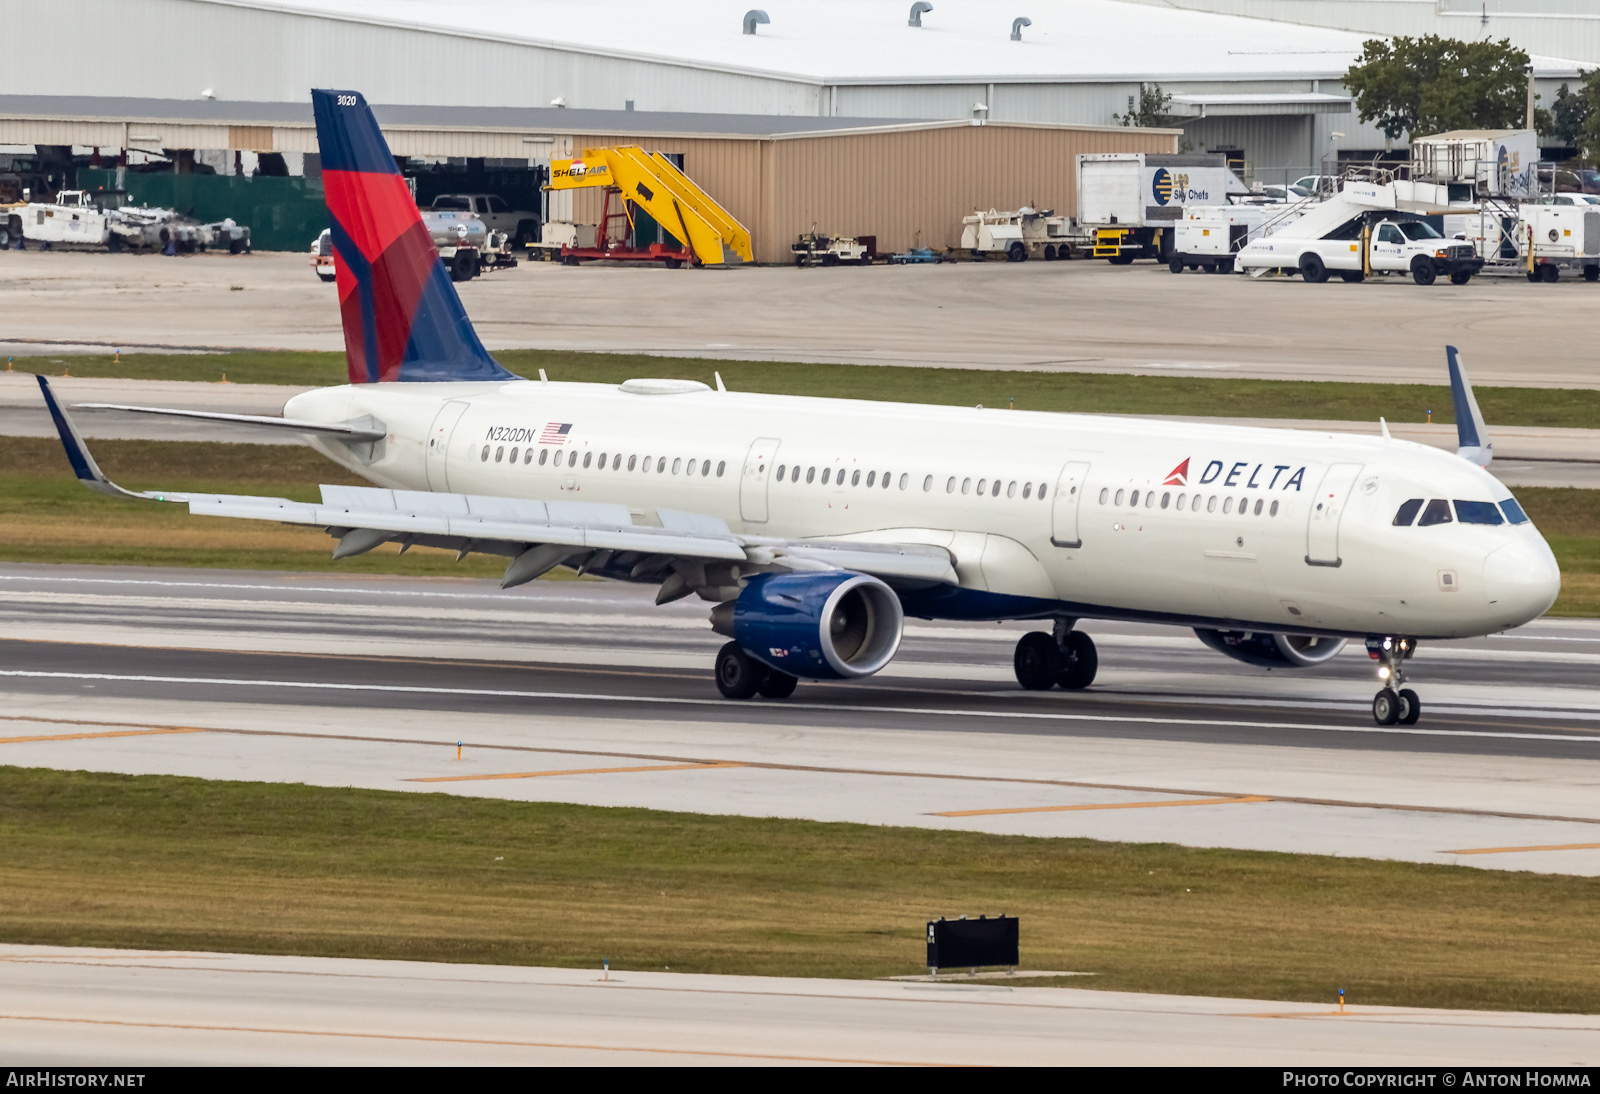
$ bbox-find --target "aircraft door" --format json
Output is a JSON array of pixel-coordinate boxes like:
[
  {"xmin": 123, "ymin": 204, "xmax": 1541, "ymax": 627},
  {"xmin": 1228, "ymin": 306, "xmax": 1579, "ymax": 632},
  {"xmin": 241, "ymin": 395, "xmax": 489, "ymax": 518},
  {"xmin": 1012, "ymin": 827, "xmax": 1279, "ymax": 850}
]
[
  {"xmin": 1050, "ymin": 461, "xmax": 1091, "ymax": 548},
  {"xmin": 424, "ymin": 400, "xmax": 470, "ymax": 492},
  {"xmin": 1305, "ymin": 462, "xmax": 1363, "ymax": 566},
  {"xmin": 739, "ymin": 437, "xmax": 781, "ymax": 523}
]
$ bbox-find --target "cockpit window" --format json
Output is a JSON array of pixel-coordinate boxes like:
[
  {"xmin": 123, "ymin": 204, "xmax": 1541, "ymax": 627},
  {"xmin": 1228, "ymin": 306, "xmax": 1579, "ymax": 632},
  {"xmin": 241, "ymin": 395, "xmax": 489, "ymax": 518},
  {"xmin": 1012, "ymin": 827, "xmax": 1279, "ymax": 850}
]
[
  {"xmin": 1397, "ymin": 220, "xmax": 1442, "ymax": 241},
  {"xmin": 1454, "ymin": 500, "xmax": 1505, "ymax": 525},
  {"xmin": 1500, "ymin": 498, "xmax": 1530, "ymax": 525},
  {"xmin": 1417, "ymin": 499, "xmax": 1453, "ymax": 526},
  {"xmin": 1393, "ymin": 498, "xmax": 1423, "ymax": 526}
]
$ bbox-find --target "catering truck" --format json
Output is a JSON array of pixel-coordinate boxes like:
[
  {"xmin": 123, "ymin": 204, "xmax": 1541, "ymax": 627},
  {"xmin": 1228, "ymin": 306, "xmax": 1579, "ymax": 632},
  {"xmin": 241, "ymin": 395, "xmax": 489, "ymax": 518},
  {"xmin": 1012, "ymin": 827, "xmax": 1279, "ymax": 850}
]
[
  {"xmin": 1235, "ymin": 178, "xmax": 1482, "ymax": 284},
  {"xmin": 1075, "ymin": 152, "xmax": 1250, "ymax": 263},
  {"xmin": 1169, "ymin": 203, "xmax": 1304, "ymax": 273}
]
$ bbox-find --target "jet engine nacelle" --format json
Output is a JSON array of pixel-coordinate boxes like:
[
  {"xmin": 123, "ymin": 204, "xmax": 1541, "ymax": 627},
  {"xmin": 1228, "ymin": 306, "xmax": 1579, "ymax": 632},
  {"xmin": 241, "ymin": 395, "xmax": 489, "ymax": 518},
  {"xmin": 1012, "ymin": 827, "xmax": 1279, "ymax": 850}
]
[
  {"xmin": 711, "ymin": 571, "xmax": 904, "ymax": 680},
  {"xmin": 1194, "ymin": 629, "xmax": 1347, "ymax": 669}
]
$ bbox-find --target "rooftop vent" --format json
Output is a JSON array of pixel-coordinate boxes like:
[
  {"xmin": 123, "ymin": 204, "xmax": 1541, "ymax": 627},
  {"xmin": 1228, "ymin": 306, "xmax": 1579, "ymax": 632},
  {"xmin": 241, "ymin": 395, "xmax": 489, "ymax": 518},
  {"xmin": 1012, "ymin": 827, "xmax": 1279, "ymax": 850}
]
[
  {"xmin": 908, "ymin": 2, "xmax": 932, "ymax": 27},
  {"xmin": 743, "ymin": 9, "xmax": 769, "ymax": 34},
  {"xmin": 1011, "ymin": 16, "xmax": 1031, "ymax": 40}
]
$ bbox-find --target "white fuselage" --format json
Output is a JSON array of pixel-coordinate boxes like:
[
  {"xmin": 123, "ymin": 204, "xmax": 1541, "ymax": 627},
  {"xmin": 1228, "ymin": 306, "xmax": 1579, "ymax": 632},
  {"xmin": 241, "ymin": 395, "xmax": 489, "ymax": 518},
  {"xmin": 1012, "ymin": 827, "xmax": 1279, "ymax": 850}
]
[{"xmin": 287, "ymin": 379, "xmax": 1561, "ymax": 639}]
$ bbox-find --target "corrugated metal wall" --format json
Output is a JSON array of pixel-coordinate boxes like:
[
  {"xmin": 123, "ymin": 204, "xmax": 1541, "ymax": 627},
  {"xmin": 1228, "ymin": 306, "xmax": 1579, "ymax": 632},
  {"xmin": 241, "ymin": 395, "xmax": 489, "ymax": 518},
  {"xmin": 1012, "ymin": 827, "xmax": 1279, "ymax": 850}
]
[{"xmin": 1184, "ymin": 115, "xmax": 1315, "ymax": 186}]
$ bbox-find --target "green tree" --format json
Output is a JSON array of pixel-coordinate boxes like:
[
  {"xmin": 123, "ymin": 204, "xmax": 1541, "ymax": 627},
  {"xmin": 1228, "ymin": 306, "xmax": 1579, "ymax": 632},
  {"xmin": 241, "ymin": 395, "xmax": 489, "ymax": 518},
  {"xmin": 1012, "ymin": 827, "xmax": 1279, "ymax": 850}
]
[
  {"xmin": 1344, "ymin": 35, "xmax": 1533, "ymax": 140},
  {"xmin": 1548, "ymin": 70, "xmax": 1600, "ymax": 162},
  {"xmin": 1115, "ymin": 83, "xmax": 1185, "ymax": 129}
]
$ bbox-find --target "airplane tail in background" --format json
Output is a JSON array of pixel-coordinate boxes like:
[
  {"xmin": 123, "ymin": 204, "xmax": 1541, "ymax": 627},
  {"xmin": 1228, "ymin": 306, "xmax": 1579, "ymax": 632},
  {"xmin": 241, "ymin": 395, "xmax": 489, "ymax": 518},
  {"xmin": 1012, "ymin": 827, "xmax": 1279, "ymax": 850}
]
[{"xmin": 312, "ymin": 88, "xmax": 515, "ymax": 384}]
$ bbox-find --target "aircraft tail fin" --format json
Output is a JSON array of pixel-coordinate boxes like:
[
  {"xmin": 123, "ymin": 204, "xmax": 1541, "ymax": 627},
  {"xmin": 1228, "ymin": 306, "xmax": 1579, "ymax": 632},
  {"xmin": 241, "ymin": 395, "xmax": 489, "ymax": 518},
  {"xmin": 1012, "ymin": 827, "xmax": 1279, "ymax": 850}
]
[
  {"xmin": 1445, "ymin": 345, "xmax": 1492, "ymax": 468},
  {"xmin": 312, "ymin": 88, "xmax": 515, "ymax": 384}
]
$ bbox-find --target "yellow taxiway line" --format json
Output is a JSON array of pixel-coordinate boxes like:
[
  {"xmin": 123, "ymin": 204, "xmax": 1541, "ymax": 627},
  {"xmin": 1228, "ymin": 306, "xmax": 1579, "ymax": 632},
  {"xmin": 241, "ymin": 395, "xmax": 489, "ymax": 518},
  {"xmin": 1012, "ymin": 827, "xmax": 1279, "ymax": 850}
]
[
  {"xmin": 1445, "ymin": 842, "xmax": 1600, "ymax": 855},
  {"xmin": 0, "ymin": 726, "xmax": 207, "ymax": 745}
]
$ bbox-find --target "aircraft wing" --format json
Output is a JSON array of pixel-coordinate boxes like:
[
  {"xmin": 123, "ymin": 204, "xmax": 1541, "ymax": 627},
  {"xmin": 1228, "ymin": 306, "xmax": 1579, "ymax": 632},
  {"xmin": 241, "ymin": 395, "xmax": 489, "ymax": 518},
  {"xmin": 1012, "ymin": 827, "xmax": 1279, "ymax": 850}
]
[{"xmin": 37, "ymin": 374, "xmax": 956, "ymax": 596}]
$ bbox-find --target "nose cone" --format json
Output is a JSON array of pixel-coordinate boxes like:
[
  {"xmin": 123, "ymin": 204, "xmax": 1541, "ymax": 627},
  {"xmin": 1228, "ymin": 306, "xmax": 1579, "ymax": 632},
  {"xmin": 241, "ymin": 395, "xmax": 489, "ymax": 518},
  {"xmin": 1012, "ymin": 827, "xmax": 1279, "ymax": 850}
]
[{"xmin": 1482, "ymin": 538, "xmax": 1561, "ymax": 626}]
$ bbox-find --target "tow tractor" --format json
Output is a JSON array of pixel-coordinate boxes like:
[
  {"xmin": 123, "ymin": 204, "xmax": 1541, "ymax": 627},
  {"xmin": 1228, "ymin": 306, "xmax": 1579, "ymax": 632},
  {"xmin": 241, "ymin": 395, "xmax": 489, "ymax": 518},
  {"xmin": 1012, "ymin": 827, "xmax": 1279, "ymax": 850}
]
[
  {"xmin": 791, "ymin": 232, "xmax": 874, "ymax": 266},
  {"xmin": 546, "ymin": 147, "xmax": 751, "ymax": 268}
]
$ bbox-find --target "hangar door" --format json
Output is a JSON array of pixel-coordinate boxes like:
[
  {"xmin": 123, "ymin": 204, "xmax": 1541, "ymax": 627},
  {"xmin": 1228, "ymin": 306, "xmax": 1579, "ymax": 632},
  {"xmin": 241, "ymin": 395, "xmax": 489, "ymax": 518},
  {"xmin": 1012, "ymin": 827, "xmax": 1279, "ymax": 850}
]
[{"xmin": 1305, "ymin": 462, "xmax": 1363, "ymax": 566}]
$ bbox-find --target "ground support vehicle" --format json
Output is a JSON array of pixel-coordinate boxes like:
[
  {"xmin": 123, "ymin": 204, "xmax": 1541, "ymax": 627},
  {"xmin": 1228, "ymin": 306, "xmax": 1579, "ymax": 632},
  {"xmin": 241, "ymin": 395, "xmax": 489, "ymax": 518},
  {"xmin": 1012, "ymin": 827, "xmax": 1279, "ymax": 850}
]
[
  {"xmin": 1236, "ymin": 179, "xmax": 1481, "ymax": 285},
  {"xmin": 547, "ymin": 147, "xmax": 751, "ymax": 267},
  {"xmin": 888, "ymin": 247, "xmax": 940, "ymax": 264},
  {"xmin": 431, "ymin": 194, "xmax": 541, "ymax": 248},
  {"xmin": 959, "ymin": 207, "xmax": 1071, "ymax": 261},
  {"xmin": 423, "ymin": 209, "xmax": 518, "ymax": 280},
  {"xmin": 792, "ymin": 232, "xmax": 874, "ymax": 266},
  {"xmin": 14, "ymin": 191, "xmax": 111, "ymax": 248},
  {"xmin": 1169, "ymin": 204, "xmax": 1301, "ymax": 273},
  {"xmin": 199, "ymin": 219, "xmax": 250, "ymax": 254},
  {"xmin": 1075, "ymin": 152, "xmax": 1250, "ymax": 264},
  {"xmin": 1515, "ymin": 203, "xmax": 1600, "ymax": 282},
  {"xmin": 528, "ymin": 221, "xmax": 597, "ymax": 261}
]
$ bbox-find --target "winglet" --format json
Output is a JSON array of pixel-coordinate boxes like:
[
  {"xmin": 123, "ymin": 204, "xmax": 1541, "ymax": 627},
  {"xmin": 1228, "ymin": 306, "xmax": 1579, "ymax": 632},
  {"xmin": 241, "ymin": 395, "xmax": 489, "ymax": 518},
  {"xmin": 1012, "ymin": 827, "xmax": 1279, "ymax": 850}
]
[
  {"xmin": 1446, "ymin": 345, "xmax": 1492, "ymax": 468},
  {"xmin": 35, "ymin": 375, "xmax": 185, "ymax": 502}
]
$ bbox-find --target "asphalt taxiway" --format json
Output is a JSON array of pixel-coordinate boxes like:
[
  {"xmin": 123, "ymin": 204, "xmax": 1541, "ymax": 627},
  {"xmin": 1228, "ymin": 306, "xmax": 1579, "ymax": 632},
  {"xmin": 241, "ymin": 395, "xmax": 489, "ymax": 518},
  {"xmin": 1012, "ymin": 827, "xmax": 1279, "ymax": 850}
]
[{"xmin": 3, "ymin": 563, "xmax": 1600, "ymax": 875}]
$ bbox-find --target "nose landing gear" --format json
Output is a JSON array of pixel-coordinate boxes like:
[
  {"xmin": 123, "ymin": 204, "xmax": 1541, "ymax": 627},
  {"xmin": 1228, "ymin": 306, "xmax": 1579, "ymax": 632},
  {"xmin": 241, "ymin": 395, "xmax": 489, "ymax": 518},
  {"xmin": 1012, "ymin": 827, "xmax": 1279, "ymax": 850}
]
[
  {"xmin": 1366, "ymin": 636, "xmax": 1420, "ymax": 725},
  {"xmin": 1013, "ymin": 619, "xmax": 1099, "ymax": 690}
]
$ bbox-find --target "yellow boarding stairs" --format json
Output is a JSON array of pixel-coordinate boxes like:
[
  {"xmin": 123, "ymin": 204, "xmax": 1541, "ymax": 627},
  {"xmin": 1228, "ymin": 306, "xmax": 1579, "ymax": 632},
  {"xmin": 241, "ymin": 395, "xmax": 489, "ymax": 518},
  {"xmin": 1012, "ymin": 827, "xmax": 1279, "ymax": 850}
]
[{"xmin": 548, "ymin": 147, "xmax": 753, "ymax": 266}]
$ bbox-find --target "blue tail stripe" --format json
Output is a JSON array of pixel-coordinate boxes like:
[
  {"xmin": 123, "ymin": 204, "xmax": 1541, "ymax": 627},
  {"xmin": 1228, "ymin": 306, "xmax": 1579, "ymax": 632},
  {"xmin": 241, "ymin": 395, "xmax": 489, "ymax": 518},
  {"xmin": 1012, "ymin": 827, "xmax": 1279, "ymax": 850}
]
[
  {"xmin": 311, "ymin": 89, "xmax": 400, "ymax": 175},
  {"xmin": 1446, "ymin": 345, "xmax": 1480, "ymax": 448},
  {"xmin": 327, "ymin": 214, "xmax": 380, "ymax": 384}
]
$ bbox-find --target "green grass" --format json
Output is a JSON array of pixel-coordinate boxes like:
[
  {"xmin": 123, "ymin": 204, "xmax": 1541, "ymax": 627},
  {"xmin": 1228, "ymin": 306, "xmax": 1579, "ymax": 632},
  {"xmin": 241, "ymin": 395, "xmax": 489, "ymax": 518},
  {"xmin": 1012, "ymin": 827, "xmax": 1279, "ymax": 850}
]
[
  {"xmin": 17, "ymin": 348, "xmax": 1600, "ymax": 427},
  {"xmin": 1, "ymin": 766, "xmax": 1597, "ymax": 1012},
  {"xmin": 0, "ymin": 437, "xmax": 1594, "ymax": 610}
]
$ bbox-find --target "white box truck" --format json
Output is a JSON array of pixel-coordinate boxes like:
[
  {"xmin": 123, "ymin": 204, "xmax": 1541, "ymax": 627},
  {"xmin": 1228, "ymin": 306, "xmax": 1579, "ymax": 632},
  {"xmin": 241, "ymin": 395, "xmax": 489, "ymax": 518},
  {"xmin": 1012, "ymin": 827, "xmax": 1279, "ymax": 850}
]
[
  {"xmin": 1075, "ymin": 153, "xmax": 1250, "ymax": 263},
  {"xmin": 1170, "ymin": 203, "xmax": 1304, "ymax": 274},
  {"xmin": 1515, "ymin": 202, "xmax": 1600, "ymax": 282}
]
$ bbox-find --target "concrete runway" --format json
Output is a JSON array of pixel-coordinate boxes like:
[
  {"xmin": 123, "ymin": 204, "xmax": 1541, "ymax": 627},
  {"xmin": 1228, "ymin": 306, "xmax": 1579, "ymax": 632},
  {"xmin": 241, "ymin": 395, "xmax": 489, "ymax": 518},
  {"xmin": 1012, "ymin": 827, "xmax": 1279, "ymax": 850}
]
[
  {"xmin": 4, "ymin": 249, "xmax": 1600, "ymax": 387},
  {"xmin": 4, "ymin": 563, "xmax": 1600, "ymax": 875},
  {"xmin": 8, "ymin": 944, "xmax": 1597, "ymax": 1066}
]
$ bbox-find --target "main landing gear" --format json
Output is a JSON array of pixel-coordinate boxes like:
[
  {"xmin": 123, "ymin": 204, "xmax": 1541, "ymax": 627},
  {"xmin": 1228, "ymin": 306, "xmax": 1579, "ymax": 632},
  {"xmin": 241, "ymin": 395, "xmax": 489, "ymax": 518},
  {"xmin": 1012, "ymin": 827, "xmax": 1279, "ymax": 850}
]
[
  {"xmin": 715, "ymin": 641, "xmax": 799, "ymax": 700},
  {"xmin": 1013, "ymin": 619, "xmax": 1098, "ymax": 691},
  {"xmin": 1367, "ymin": 636, "xmax": 1420, "ymax": 725}
]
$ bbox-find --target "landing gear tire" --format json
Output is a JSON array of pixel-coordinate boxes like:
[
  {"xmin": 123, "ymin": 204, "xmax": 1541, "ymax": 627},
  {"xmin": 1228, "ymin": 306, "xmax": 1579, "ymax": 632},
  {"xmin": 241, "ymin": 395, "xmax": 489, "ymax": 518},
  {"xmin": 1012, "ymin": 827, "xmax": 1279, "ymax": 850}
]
[
  {"xmin": 1058, "ymin": 631, "xmax": 1098, "ymax": 690},
  {"xmin": 714, "ymin": 641, "xmax": 763, "ymax": 700},
  {"xmin": 758, "ymin": 670, "xmax": 798, "ymax": 699},
  {"xmin": 1397, "ymin": 688, "xmax": 1421, "ymax": 726},
  {"xmin": 1372, "ymin": 688, "xmax": 1400, "ymax": 725},
  {"xmin": 1014, "ymin": 632, "xmax": 1064, "ymax": 690},
  {"xmin": 1410, "ymin": 256, "xmax": 1437, "ymax": 286}
]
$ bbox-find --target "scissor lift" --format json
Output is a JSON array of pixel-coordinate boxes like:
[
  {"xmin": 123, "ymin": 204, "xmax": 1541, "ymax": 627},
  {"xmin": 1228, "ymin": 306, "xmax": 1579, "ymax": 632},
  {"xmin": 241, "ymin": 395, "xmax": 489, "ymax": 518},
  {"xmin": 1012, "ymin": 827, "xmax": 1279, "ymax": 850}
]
[{"xmin": 547, "ymin": 147, "xmax": 753, "ymax": 267}]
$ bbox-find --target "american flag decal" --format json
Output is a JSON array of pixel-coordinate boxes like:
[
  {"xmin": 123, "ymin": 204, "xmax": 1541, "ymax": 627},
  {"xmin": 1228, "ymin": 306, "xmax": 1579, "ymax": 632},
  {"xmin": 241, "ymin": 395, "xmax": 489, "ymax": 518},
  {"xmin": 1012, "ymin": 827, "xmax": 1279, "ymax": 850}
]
[{"xmin": 540, "ymin": 422, "xmax": 573, "ymax": 444}]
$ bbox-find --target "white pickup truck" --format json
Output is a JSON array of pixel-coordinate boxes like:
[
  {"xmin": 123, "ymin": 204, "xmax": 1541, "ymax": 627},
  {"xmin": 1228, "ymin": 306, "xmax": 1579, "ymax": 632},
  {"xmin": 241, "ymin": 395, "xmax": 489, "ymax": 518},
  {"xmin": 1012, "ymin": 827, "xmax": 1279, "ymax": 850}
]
[{"xmin": 1239, "ymin": 216, "xmax": 1482, "ymax": 284}]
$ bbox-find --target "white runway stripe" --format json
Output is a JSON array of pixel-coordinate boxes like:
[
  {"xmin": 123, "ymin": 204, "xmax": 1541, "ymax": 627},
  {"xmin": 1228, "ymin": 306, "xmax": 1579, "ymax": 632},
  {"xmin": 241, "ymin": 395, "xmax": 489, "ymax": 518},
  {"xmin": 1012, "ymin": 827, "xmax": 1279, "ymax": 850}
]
[{"xmin": 1, "ymin": 669, "xmax": 1596, "ymax": 745}]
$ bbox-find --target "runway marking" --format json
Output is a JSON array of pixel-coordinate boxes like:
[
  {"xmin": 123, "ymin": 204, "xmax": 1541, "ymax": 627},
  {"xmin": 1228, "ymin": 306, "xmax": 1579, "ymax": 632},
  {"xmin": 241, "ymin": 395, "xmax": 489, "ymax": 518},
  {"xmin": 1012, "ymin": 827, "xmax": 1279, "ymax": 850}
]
[
  {"xmin": 931, "ymin": 795, "xmax": 1271, "ymax": 818},
  {"xmin": 1445, "ymin": 842, "xmax": 1600, "ymax": 855},
  {"xmin": 410, "ymin": 762, "xmax": 745, "ymax": 783},
  {"xmin": 0, "ymin": 726, "xmax": 206, "ymax": 745},
  {"xmin": 0, "ymin": 1012, "xmax": 953, "ymax": 1066},
  {"xmin": 4, "ymin": 668, "xmax": 1599, "ymax": 747},
  {"xmin": 5, "ymin": 710, "xmax": 1600, "ymax": 830}
]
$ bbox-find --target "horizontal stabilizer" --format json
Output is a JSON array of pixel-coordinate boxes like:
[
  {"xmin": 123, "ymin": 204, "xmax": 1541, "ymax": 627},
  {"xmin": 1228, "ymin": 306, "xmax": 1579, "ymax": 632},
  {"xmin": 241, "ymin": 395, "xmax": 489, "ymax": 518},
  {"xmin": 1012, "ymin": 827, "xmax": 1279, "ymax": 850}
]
[{"xmin": 73, "ymin": 403, "xmax": 387, "ymax": 441}]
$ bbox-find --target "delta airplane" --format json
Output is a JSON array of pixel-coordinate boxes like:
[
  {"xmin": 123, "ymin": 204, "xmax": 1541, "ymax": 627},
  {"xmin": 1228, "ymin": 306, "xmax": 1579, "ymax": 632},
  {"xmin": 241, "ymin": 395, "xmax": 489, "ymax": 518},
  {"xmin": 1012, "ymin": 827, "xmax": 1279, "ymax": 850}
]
[{"xmin": 36, "ymin": 90, "xmax": 1561, "ymax": 727}]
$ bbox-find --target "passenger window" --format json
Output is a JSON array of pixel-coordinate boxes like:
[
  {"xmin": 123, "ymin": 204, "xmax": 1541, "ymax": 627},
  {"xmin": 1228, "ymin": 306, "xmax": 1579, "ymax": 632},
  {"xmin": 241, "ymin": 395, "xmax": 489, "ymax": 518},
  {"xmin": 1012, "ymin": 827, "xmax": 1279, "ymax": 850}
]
[
  {"xmin": 1237, "ymin": 496, "xmax": 1247, "ymax": 514},
  {"xmin": 1114, "ymin": 489, "xmax": 1125, "ymax": 506},
  {"xmin": 1418, "ymin": 499, "xmax": 1452, "ymax": 526},
  {"xmin": 1176, "ymin": 494, "xmax": 1186, "ymax": 511},
  {"xmin": 1207, "ymin": 495, "xmax": 1217, "ymax": 513},
  {"xmin": 1454, "ymin": 500, "xmax": 1505, "ymax": 525},
  {"xmin": 597, "ymin": 451, "xmax": 606, "ymax": 466},
  {"xmin": 883, "ymin": 471, "xmax": 891, "ymax": 489},
  {"xmin": 672, "ymin": 458, "xmax": 682, "ymax": 474},
  {"xmin": 866, "ymin": 471, "xmax": 875, "ymax": 487},
  {"xmin": 1270, "ymin": 500, "xmax": 1279, "ymax": 516},
  {"xmin": 852, "ymin": 470, "xmax": 861, "ymax": 487},
  {"xmin": 1393, "ymin": 498, "xmax": 1423, "ymax": 526},
  {"xmin": 1161, "ymin": 491, "xmax": 1170, "ymax": 509},
  {"xmin": 1099, "ymin": 488, "xmax": 1109, "ymax": 504},
  {"xmin": 1129, "ymin": 490, "xmax": 1139, "ymax": 507},
  {"xmin": 583, "ymin": 452, "xmax": 592, "ymax": 469},
  {"xmin": 1008, "ymin": 481, "xmax": 1017, "ymax": 498},
  {"xmin": 1023, "ymin": 483, "xmax": 1032, "ymax": 499},
  {"xmin": 1499, "ymin": 498, "xmax": 1530, "ymax": 525},
  {"xmin": 1253, "ymin": 498, "xmax": 1262, "ymax": 515},
  {"xmin": 1145, "ymin": 491, "xmax": 1155, "ymax": 509},
  {"xmin": 807, "ymin": 467, "xmax": 816, "ymax": 483},
  {"xmin": 961, "ymin": 478, "xmax": 971, "ymax": 494},
  {"xmin": 540, "ymin": 449, "xmax": 549, "ymax": 466},
  {"xmin": 822, "ymin": 468, "xmax": 832, "ymax": 485},
  {"xmin": 509, "ymin": 447, "xmax": 519, "ymax": 463},
  {"xmin": 495, "ymin": 446, "xmax": 504, "ymax": 463},
  {"xmin": 686, "ymin": 459, "xmax": 696, "ymax": 477},
  {"xmin": 481, "ymin": 445, "xmax": 490, "ymax": 462},
  {"xmin": 977, "ymin": 478, "xmax": 987, "ymax": 496},
  {"xmin": 946, "ymin": 476, "xmax": 955, "ymax": 493},
  {"xmin": 776, "ymin": 464, "xmax": 787, "ymax": 481},
  {"xmin": 526, "ymin": 449, "xmax": 535, "ymax": 465},
  {"xmin": 626, "ymin": 454, "xmax": 635, "ymax": 471},
  {"xmin": 657, "ymin": 457, "xmax": 666, "ymax": 473},
  {"xmin": 717, "ymin": 461, "xmax": 725, "ymax": 477},
  {"xmin": 614, "ymin": 454, "xmax": 622, "ymax": 470}
]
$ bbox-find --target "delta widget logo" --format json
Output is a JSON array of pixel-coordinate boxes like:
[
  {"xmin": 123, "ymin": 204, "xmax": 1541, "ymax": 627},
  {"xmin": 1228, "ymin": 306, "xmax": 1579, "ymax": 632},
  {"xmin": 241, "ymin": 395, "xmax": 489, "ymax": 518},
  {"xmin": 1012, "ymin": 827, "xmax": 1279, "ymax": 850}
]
[
  {"xmin": 1163, "ymin": 458, "xmax": 1189, "ymax": 486},
  {"xmin": 1151, "ymin": 167, "xmax": 1175, "ymax": 206}
]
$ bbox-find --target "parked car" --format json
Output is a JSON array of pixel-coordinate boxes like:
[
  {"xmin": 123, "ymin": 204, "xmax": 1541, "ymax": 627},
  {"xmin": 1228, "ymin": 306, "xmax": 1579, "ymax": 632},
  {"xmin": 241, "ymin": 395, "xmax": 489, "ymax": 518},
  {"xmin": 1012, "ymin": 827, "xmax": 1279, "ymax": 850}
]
[
  {"xmin": 1292, "ymin": 174, "xmax": 1341, "ymax": 195},
  {"xmin": 430, "ymin": 194, "xmax": 540, "ymax": 247},
  {"xmin": 1250, "ymin": 183, "xmax": 1312, "ymax": 203}
]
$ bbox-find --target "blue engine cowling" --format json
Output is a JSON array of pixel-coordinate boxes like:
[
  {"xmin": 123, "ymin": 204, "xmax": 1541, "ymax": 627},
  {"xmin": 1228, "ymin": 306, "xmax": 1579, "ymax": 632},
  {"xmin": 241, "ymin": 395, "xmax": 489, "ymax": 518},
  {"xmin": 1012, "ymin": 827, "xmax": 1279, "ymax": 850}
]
[
  {"xmin": 1194, "ymin": 628, "xmax": 1347, "ymax": 669},
  {"xmin": 711, "ymin": 571, "xmax": 904, "ymax": 680}
]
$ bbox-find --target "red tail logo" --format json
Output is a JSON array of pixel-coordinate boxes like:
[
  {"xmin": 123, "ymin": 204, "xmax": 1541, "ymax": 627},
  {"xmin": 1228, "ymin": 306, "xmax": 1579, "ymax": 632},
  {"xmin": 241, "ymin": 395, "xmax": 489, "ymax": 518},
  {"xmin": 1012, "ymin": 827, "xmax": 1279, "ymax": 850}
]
[{"xmin": 1163, "ymin": 458, "xmax": 1189, "ymax": 486}]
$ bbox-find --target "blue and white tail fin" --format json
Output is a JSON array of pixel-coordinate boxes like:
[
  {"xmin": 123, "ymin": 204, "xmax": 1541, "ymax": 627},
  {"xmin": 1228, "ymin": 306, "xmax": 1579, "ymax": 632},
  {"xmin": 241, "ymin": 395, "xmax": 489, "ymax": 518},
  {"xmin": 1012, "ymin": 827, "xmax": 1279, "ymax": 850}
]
[
  {"xmin": 313, "ymin": 88, "xmax": 515, "ymax": 384},
  {"xmin": 1446, "ymin": 345, "xmax": 1492, "ymax": 468}
]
